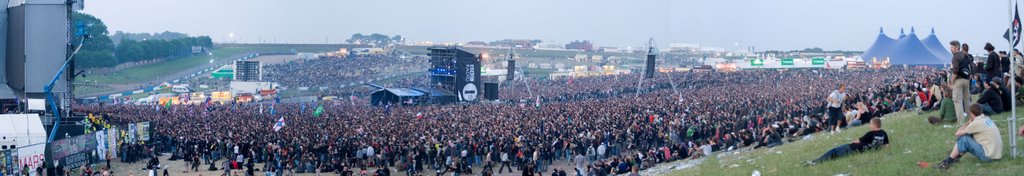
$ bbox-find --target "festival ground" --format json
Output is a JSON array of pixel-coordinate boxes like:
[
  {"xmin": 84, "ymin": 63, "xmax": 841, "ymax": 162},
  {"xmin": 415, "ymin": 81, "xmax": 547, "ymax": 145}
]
[{"xmin": 99, "ymin": 155, "xmax": 587, "ymax": 176}]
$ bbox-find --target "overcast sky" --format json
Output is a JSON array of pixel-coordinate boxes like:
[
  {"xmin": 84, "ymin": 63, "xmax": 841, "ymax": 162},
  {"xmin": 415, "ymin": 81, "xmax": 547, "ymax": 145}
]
[{"xmin": 84, "ymin": 0, "xmax": 1015, "ymax": 51}]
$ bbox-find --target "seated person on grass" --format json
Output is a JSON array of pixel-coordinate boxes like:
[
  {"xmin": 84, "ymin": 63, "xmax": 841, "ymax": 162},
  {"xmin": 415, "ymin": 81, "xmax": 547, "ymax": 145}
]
[
  {"xmin": 935, "ymin": 104, "xmax": 1003, "ymax": 170},
  {"xmin": 806, "ymin": 117, "xmax": 889, "ymax": 165},
  {"xmin": 929, "ymin": 85, "xmax": 956, "ymax": 124}
]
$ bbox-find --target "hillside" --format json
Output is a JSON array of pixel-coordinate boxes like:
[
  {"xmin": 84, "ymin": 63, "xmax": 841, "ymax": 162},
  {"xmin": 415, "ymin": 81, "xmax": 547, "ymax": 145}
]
[{"xmin": 663, "ymin": 108, "xmax": 1024, "ymax": 176}]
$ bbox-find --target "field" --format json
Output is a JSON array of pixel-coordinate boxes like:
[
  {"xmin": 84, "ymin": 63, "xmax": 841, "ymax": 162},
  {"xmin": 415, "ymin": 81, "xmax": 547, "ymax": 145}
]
[
  {"xmin": 78, "ymin": 47, "xmax": 265, "ymax": 84},
  {"xmin": 75, "ymin": 46, "xmax": 340, "ymax": 97},
  {"xmin": 666, "ymin": 108, "xmax": 1024, "ymax": 176}
]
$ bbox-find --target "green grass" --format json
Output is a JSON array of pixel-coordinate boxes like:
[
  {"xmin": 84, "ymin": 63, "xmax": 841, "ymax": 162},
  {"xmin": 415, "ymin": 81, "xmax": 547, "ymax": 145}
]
[
  {"xmin": 77, "ymin": 46, "xmax": 334, "ymax": 85},
  {"xmin": 73, "ymin": 84, "xmax": 113, "ymax": 95},
  {"xmin": 78, "ymin": 47, "xmax": 259, "ymax": 84},
  {"xmin": 670, "ymin": 108, "xmax": 1024, "ymax": 176}
]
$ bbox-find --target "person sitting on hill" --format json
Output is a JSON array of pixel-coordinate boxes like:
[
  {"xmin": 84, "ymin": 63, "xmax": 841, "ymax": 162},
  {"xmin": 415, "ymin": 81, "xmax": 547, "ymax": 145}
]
[
  {"xmin": 805, "ymin": 117, "xmax": 889, "ymax": 165},
  {"xmin": 929, "ymin": 85, "xmax": 957, "ymax": 125},
  {"xmin": 976, "ymin": 79, "xmax": 1004, "ymax": 115},
  {"xmin": 936, "ymin": 104, "xmax": 1003, "ymax": 170},
  {"xmin": 992, "ymin": 77, "xmax": 1012, "ymax": 113}
]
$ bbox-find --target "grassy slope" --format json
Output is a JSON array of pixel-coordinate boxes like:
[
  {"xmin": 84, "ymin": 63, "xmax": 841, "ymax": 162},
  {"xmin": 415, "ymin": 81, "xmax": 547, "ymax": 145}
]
[
  {"xmin": 671, "ymin": 108, "xmax": 1024, "ymax": 176},
  {"xmin": 77, "ymin": 46, "xmax": 328, "ymax": 84},
  {"xmin": 78, "ymin": 47, "xmax": 262, "ymax": 84}
]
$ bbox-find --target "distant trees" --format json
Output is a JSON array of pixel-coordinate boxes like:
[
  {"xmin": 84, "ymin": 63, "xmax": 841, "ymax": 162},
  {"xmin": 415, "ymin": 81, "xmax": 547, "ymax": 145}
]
[
  {"xmin": 345, "ymin": 33, "xmax": 403, "ymax": 46},
  {"xmin": 71, "ymin": 12, "xmax": 116, "ymax": 68},
  {"xmin": 71, "ymin": 12, "xmax": 213, "ymax": 68},
  {"xmin": 110, "ymin": 31, "xmax": 191, "ymax": 43},
  {"xmin": 114, "ymin": 36, "xmax": 213, "ymax": 64}
]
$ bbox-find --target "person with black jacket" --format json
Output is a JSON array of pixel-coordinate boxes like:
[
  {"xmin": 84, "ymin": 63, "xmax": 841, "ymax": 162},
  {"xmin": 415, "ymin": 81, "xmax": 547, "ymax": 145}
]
[
  {"xmin": 806, "ymin": 118, "xmax": 889, "ymax": 165},
  {"xmin": 983, "ymin": 43, "xmax": 1001, "ymax": 83},
  {"xmin": 993, "ymin": 78, "xmax": 1013, "ymax": 112},
  {"xmin": 1000, "ymin": 51, "xmax": 1011, "ymax": 75},
  {"xmin": 976, "ymin": 79, "xmax": 1004, "ymax": 114}
]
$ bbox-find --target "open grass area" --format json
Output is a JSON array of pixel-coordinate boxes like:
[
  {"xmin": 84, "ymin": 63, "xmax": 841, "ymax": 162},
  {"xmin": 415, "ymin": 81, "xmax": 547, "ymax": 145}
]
[
  {"xmin": 78, "ymin": 47, "xmax": 260, "ymax": 84},
  {"xmin": 77, "ymin": 46, "xmax": 336, "ymax": 85},
  {"xmin": 669, "ymin": 108, "xmax": 1024, "ymax": 176},
  {"xmin": 73, "ymin": 84, "xmax": 114, "ymax": 95}
]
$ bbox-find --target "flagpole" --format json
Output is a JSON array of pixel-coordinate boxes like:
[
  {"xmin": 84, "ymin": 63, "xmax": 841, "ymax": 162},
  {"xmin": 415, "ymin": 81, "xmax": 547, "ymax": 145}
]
[{"xmin": 1009, "ymin": 0, "xmax": 1018, "ymax": 159}]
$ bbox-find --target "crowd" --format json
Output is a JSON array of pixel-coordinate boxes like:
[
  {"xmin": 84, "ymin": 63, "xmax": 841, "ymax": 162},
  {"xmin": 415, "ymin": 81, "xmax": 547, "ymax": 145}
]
[
  {"xmin": 263, "ymin": 55, "xmax": 427, "ymax": 96},
  {"xmin": 71, "ymin": 66, "xmax": 955, "ymax": 176}
]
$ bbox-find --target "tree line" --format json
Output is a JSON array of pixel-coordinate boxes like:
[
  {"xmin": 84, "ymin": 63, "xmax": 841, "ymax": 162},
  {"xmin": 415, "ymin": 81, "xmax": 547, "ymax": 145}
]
[{"xmin": 72, "ymin": 12, "xmax": 213, "ymax": 68}]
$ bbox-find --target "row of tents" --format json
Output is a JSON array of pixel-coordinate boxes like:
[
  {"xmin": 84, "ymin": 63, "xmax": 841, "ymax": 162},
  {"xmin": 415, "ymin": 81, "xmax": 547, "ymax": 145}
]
[{"xmin": 862, "ymin": 27, "xmax": 953, "ymax": 65}]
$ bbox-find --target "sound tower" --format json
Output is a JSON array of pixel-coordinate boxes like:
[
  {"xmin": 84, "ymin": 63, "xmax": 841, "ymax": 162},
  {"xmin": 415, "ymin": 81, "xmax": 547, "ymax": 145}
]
[
  {"xmin": 428, "ymin": 47, "xmax": 481, "ymax": 102},
  {"xmin": 506, "ymin": 60, "xmax": 516, "ymax": 81},
  {"xmin": 483, "ymin": 82, "xmax": 499, "ymax": 100},
  {"xmin": 644, "ymin": 53, "xmax": 656, "ymax": 78},
  {"xmin": 234, "ymin": 61, "xmax": 263, "ymax": 81},
  {"xmin": 644, "ymin": 38, "xmax": 658, "ymax": 79}
]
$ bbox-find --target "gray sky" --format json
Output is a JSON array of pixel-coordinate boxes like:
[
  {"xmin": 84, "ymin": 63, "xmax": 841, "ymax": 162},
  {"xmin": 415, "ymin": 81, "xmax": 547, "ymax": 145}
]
[{"xmin": 84, "ymin": 0, "xmax": 1014, "ymax": 51}]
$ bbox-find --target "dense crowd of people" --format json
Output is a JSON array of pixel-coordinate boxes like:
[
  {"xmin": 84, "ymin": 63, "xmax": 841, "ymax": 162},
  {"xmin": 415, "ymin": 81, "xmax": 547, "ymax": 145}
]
[
  {"xmin": 263, "ymin": 55, "xmax": 427, "ymax": 96},
  {"xmin": 72, "ymin": 66, "xmax": 958, "ymax": 176}
]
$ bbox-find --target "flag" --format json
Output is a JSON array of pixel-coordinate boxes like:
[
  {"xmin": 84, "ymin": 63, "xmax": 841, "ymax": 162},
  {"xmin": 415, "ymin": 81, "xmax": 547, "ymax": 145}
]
[
  {"xmin": 275, "ymin": 96, "xmax": 281, "ymax": 104},
  {"xmin": 269, "ymin": 104, "xmax": 276, "ymax": 115},
  {"xmin": 164, "ymin": 99, "xmax": 172, "ymax": 109},
  {"xmin": 313, "ymin": 104, "xmax": 325, "ymax": 117},
  {"xmin": 259, "ymin": 103, "xmax": 264, "ymax": 114},
  {"xmin": 301, "ymin": 103, "xmax": 307, "ymax": 114},
  {"xmin": 567, "ymin": 77, "xmax": 574, "ymax": 85},
  {"xmin": 416, "ymin": 112, "xmax": 423, "ymax": 120},
  {"xmin": 649, "ymin": 115, "xmax": 656, "ymax": 123},
  {"xmin": 204, "ymin": 96, "xmax": 212, "ymax": 106},
  {"xmin": 273, "ymin": 117, "xmax": 286, "ymax": 132},
  {"xmin": 535, "ymin": 96, "xmax": 541, "ymax": 108},
  {"xmin": 1007, "ymin": 4, "xmax": 1022, "ymax": 47}
]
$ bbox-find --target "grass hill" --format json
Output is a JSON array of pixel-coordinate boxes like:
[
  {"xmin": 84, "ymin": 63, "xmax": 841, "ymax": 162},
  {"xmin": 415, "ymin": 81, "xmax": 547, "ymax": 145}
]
[{"xmin": 668, "ymin": 108, "xmax": 1024, "ymax": 176}]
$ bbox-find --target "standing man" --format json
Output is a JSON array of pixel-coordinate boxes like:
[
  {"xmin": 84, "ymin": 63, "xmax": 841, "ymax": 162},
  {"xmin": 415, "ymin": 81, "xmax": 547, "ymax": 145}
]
[
  {"xmin": 827, "ymin": 84, "xmax": 847, "ymax": 133},
  {"xmin": 983, "ymin": 43, "xmax": 1001, "ymax": 83},
  {"xmin": 950, "ymin": 40, "xmax": 973, "ymax": 125}
]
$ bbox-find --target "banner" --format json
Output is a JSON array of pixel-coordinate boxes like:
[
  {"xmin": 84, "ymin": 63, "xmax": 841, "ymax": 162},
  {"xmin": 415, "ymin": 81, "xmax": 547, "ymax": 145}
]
[
  {"xmin": 812, "ymin": 58, "xmax": 826, "ymax": 65},
  {"xmin": 51, "ymin": 133, "xmax": 98, "ymax": 169},
  {"xmin": 106, "ymin": 128, "xmax": 118, "ymax": 159},
  {"xmin": 781, "ymin": 58, "xmax": 794, "ymax": 66},
  {"xmin": 1, "ymin": 150, "xmax": 19, "ymax": 176},
  {"xmin": 128, "ymin": 124, "xmax": 137, "ymax": 143},
  {"xmin": 750, "ymin": 59, "xmax": 764, "ymax": 66},
  {"xmin": 96, "ymin": 131, "xmax": 108, "ymax": 161},
  {"xmin": 137, "ymin": 122, "xmax": 150, "ymax": 141},
  {"xmin": 18, "ymin": 144, "xmax": 45, "ymax": 175}
]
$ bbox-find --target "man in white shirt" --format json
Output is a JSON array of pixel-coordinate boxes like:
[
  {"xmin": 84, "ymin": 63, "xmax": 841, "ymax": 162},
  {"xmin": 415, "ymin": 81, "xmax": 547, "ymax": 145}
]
[
  {"xmin": 700, "ymin": 142, "xmax": 713, "ymax": 156},
  {"xmin": 574, "ymin": 153, "xmax": 587, "ymax": 176},
  {"xmin": 827, "ymin": 84, "xmax": 847, "ymax": 133},
  {"xmin": 498, "ymin": 151, "xmax": 512, "ymax": 174}
]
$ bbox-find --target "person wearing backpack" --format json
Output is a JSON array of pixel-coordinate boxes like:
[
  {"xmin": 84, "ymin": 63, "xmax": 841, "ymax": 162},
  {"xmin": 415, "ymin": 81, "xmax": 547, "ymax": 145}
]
[{"xmin": 950, "ymin": 40, "xmax": 973, "ymax": 125}]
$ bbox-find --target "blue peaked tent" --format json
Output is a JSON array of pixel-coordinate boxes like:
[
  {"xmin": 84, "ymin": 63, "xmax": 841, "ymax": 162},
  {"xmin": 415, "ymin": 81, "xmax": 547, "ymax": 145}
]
[
  {"xmin": 921, "ymin": 28, "xmax": 953, "ymax": 63},
  {"xmin": 861, "ymin": 28, "xmax": 897, "ymax": 62},
  {"xmin": 861, "ymin": 27, "xmax": 948, "ymax": 65}
]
